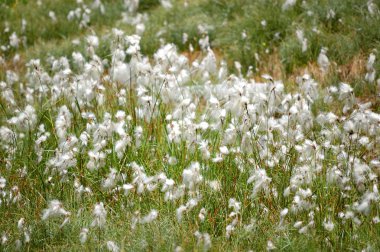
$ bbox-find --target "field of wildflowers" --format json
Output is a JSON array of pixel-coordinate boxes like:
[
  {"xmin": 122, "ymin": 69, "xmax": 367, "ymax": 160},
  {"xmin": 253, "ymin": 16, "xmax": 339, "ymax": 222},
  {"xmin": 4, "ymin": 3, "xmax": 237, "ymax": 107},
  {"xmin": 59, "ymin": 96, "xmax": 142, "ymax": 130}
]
[{"xmin": 0, "ymin": 0, "xmax": 379, "ymax": 251}]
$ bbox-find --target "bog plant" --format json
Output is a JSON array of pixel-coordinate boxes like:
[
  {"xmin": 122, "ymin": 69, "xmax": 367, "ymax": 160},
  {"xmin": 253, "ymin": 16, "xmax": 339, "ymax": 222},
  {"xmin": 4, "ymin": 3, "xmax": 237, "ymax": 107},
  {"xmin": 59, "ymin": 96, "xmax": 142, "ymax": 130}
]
[{"xmin": 0, "ymin": 0, "xmax": 380, "ymax": 251}]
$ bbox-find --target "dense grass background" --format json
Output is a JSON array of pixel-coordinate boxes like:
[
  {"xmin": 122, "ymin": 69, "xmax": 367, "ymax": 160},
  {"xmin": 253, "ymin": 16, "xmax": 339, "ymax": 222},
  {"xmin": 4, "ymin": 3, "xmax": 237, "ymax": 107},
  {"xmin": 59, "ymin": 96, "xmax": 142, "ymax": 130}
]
[
  {"xmin": 1, "ymin": 0, "xmax": 379, "ymax": 109},
  {"xmin": 2, "ymin": 0, "xmax": 380, "ymax": 72},
  {"xmin": 0, "ymin": 0, "xmax": 380, "ymax": 251}
]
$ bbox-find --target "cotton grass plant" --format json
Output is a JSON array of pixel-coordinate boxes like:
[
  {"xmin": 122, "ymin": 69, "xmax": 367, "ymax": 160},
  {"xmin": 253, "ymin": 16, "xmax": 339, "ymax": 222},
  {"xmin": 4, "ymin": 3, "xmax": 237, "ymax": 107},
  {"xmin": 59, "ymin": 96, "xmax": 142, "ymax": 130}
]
[{"xmin": 1, "ymin": 0, "xmax": 380, "ymax": 251}]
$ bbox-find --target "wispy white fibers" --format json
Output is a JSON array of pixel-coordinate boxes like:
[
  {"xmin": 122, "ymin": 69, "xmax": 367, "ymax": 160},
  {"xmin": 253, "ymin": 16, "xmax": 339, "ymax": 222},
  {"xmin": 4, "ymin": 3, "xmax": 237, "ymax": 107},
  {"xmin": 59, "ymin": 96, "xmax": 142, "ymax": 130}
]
[
  {"xmin": 79, "ymin": 228, "xmax": 89, "ymax": 244},
  {"xmin": 247, "ymin": 168, "xmax": 272, "ymax": 197},
  {"xmin": 91, "ymin": 202, "xmax": 107, "ymax": 228},
  {"xmin": 42, "ymin": 200, "xmax": 70, "ymax": 228},
  {"xmin": 182, "ymin": 162, "xmax": 203, "ymax": 192},
  {"xmin": 318, "ymin": 47, "xmax": 330, "ymax": 73},
  {"xmin": 55, "ymin": 105, "xmax": 72, "ymax": 141},
  {"xmin": 296, "ymin": 29, "xmax": 308, "ymax": 53},
  {"xmin": 365, "ymin": 53, "xmax": 376, "ymax": 82},
  {"xmin": 139, "ymin": 209, "xmax": 158, "ymax": 224},
  {"xmin": 106, "ymin": 241, "xmax": 120, "ymax": 252},
  {"xmin": 1, "ymin": 11, "xmax": 380, "ymax": 250},
  {"xmin": 282, "ymin": 0, "xmax": 296, "ymax": 11}
]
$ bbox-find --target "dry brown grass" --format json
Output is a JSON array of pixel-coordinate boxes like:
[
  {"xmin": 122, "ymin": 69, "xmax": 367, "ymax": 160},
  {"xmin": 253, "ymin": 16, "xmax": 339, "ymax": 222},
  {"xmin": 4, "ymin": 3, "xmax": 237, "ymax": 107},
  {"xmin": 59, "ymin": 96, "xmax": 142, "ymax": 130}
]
[
  {"xmin": 255, "ymin": 50, "xmax": 368, "ymax": 86},
  {"xmin": 180, "ymin": 49, "xmax": 379, "ymax": 112}
]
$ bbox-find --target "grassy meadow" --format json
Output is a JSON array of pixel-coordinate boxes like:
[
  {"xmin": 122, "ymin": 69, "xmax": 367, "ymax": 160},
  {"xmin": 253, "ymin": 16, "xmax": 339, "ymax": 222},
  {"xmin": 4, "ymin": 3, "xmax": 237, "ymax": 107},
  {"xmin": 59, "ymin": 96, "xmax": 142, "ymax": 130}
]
[{"xmin": 0, "ymin": 0, "xmax": 380, "ymax": 251}]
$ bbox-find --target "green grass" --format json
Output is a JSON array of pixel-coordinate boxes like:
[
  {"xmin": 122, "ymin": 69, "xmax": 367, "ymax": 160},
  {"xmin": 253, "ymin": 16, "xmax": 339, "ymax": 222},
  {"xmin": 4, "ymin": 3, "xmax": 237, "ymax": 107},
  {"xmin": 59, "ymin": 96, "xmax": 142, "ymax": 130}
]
[
  {"xmin": 2, "ymin": 0, "xmax": 379, "ymax": 74},
  {"xmin": 1, "ymin": 0, "xmax": 380, "ymax": 251}
]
